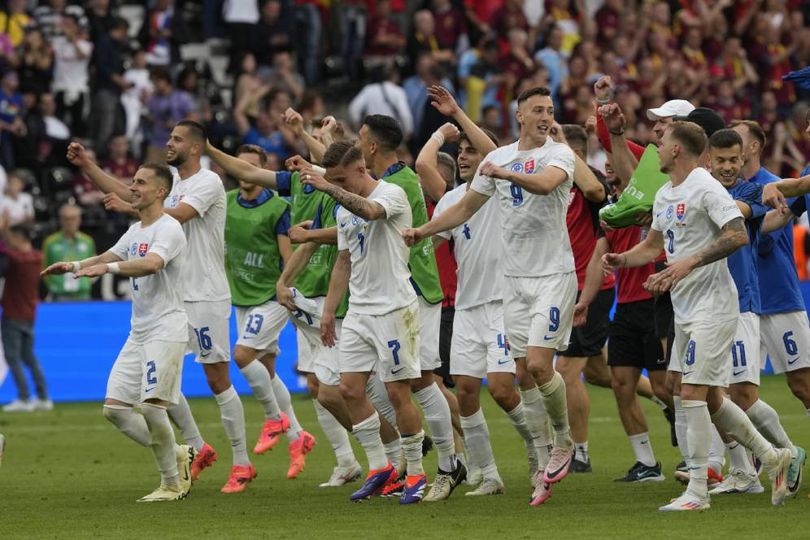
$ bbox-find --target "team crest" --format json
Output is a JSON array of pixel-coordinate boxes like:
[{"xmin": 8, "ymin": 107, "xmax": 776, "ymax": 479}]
[
  {"xmin": 510, "ymin": 162, "xmax": 523, "ymax": 173},
  {"xmin": 676, "ymin": 203, "xmax": 686, "ymax": 221},
  {"xmin": 524, "ymin": 159, "xmax": 535, "ymax": 173},
  {"xmin": 138, "ymin": 243, "xmax": 149, "ymax": 257}
]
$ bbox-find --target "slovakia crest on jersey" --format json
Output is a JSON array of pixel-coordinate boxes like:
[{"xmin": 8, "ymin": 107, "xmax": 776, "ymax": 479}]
[
  {"xmin": 510, "ymin": 162, "xmax": 523, "ymax": 173},
  {"xmin": 138, "ymin": 243, "xmax": 149, "ymax": 257},
  {"xmin": 524, "ymin": 159, "xmax": 535, "ymax": 174},
  {"xmin": 676, "ymin": 203, "xmax": 686, "ymax": 221}
]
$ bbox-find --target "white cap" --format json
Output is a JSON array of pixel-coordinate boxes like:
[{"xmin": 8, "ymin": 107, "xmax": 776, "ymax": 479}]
[{"xmin": 647, "ymin": 99, "xmax": 695, "ymax": 121}]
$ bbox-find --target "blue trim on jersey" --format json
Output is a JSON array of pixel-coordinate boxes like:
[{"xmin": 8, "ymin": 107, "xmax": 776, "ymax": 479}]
[
  {"xmin": 236, "ymin": 188, "xmax": 274, "ymax": 208},
  {"xmin": 750, "ymin": 167, "xmax": 806, "ymax": 313},
  {"xmin": 380, "ymin": 161, "xmax": 407, "ymax": 179},
  {"xmin": 728, "ymin": 181, "xmax": 766, "ymax": 314},
  {"xmin": 276, "ymin": 171, "xmax": 293, "ymax": 196},
  {"xmin": 275, "ymin": 208, "xmax": 291, "ymax": 236}
]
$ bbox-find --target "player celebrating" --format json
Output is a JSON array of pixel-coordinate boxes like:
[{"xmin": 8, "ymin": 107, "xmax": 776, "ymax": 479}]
[
  {"xmin": 404, "ymin": 87, "xmax": 579, "ymax": 506},
  {"xmin": 224, "ymin": 144, "xmax": 317, "ymax": 478},
  {"xmin": 67, "ymin": 121, "xmax": 254, "ymax": 494},
  {"xmin": 302, "ymin": 141, "xmax": 428, "ymax": 504},
  {"xmin": 43, "ymin": 164, "xmax": 194, "ymax": 502},
  {"xmin": 603, "ymin": 121, "xmax": 791, "ymax": 511}
]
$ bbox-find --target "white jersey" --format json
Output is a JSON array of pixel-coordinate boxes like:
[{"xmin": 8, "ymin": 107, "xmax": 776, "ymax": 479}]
[
  {"xmin": 110, "ymin": 214, "xmax": 188, "ymax": 343},
  {"xmin": 651, "ymin": 167, "xmax": 742, "ymax": 324},
  {"xmin": 434, "ymin": 183, "xmax": 503, "ymax": 309},
  {"xmin": 337, "ymin": 180, "xmax": 416, "ymax": 315},
  {"xmin": 165, "ymin": 168, "xmax": 231, "ymax": 302},
  {"xmin": 470, "ymin": 138, "xmax": 576, "ymax": 277}
]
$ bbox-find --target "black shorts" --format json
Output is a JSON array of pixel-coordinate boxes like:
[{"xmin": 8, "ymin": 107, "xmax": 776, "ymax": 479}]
[
  {"xmin": 607, "ymin": 299, "xmax": 666, "ymax": 371},
  {"xmin": 653, "ymin": 261, "xmax": 673, "ymax": 339},
  {"xmin": 560, "ymin": 288, "xmax": 614, "ymax": 358},
  {"xmin": 434, "ymin": 306, "xmax": 455, "ymax": 388}
]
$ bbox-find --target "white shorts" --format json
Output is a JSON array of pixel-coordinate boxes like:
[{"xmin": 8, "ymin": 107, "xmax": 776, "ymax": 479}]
[
  {"xmin": 450, "ymin": 301, "xmax": 516, "ymax": 379},
  {"xmin": 671, "ymin": 318, "xmax": 737, "ymax": 387},
  {"xmin": 339, "ymin": 301, "xmax": 421, "ymax": 383},
  {"xmin": 418, "ymin": 296, "xmax": 441, "ymax": 371},
  {"xmin": 289, "ymin": 296, "xmax": 341, "ymax": 386},
  {"xmin": 760, "ymin": 310, "xmax": 810, "ymax": 374},
  {"xmin": 503, "ymin": 272, "xmax": 577, "ymax": 358},
  {"xmin": 234, "ymin": 300, "xmax": 289, "ymax": 354},
  {"xmin": 106, "ymin": 338, "xmax": 186, "ymax": 405},
  {"xmin": 729, "ymin": 312, "xmax": 761, "ymax": 386},
  {"xmin": 186, "ymin": 300, "xmax": 232, "ymax": 364}
]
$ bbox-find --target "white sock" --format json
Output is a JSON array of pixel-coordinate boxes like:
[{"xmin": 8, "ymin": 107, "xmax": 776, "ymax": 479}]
[
  {"xmin": 505, "ymin": 401, "xmax": 535, "ymax": 447},
  {"xmin": 711, "ymin": 397, "xmax": 778, "ymax": 464},
  {"xmin": 539, "ymin": 372, "xmax": 572, "ymax": 448},
  {"xmin": 401, "ymin": 431, "xmax": 425, "ymax": 476},
  {"xmin": 215, "ymin": 386, "xmax": 250, "ymax": 466},
  {"xmin": 167, "ymin": 394, "xmax": 205, "ymax": 451},
  {"xmin": 414, "ymin": 383, "xmax": 455, "ymax": 472},
  {"xmin": 461, "ymin": 409, "xmax": 499, "ymax": 482},
  {"xmin": 366, "ymin": 375, "xmax": 398, "ymax": 428},
  {"xmin": 239, "ymin": 361, "xmax": 281, "ymax": 420},
  {"xmin": 103, "ymin": 405, "xmax": 152, "ymax": 447},
  {"xmin": 629, "ymin": 432, "xmax": 656, "ymax": 467},
  {"xmin": 314, "ymin": 400, "xmax": 355, "ymax": 467},
  {"xmin": 519, "ymin": 388, "xmax": 551, "ymax": 468},
  {"xmin": 353, "ymin": 412, "xmax": 388, "ymax": 470},
  {"xmin": 575, "ymin": 441, "xmax": 589, "ymax": 462},
  {"xmin": 746, "ymin": 399, "xmax": 797, "ymax": 457},
  {"xmin": 708, "ymin": 425, "xmax": 725, "ymax": 473},
  {"xmin": 383, "ymin": 438, "xmax": 402, "ymax": 472},
  {"xmin": 141, "ymin": 403, "xmax": 180, "ymax": 487},
  {"xmin": 271, "ymin": 376, "xmax": 302, "ymax": 441},
  {"xmin": 682, "ymin": 399, "xmax": 711, "ymax": 500},
  {"xmin": 726, "ymin": 441, "xmax": 757, "ymax": 475},
  {"xmin": 673, "ymin": 395, "xmax": 689, "ymax": 464}
]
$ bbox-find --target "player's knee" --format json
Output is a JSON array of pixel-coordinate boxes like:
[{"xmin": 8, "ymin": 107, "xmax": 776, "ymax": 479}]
[
  {"xmin": 487, "ymin": 382, "xmax": 513, "ymax": 408},
  {"xmin": 385, "ymin": 384, "xmax": 410, "ymax": 409},
  {"xmin": 610, "ymin": 373, "xmax": 634, "ymax": 397},
  {"xmin": 339, "ymin": 380, "xmax": 364, "ymax": 404},
  {"xmin": 528, "ymin": 360, "xmax": 553, "ymax": 384},
  {"xmin": 232, "ymin": 346, "xmax": 254, "ymax": 367},
  {"xmin": 787, "ymin": 371, "xmax": 810, "ymax": 406},
  {"xmin": 651, "ymin": 377, "xmax": 670, "ymax": 403}
]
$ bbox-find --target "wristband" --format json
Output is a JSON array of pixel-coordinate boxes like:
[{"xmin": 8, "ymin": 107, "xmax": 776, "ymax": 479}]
[
  {"xmin": 431, "ymin": 131, "xmax": 445, "ymax": 146},
  {"xmin": 312, "ymin": 165, "xmax": 326, "ymax": 176},
  {"xmin": 609, "ymin": 128, "xmax": 625, "ymax": 136},
  {"xmin": 595, "ymin": 97, "xmax": 612, "ymax": 105},
  {"xmin": 70, "ymin": 261, "xmax": 81, "ymax": 273},
  {"xmin": 107, "ymin": 262, "xmax": 121, "ymax": 274}
]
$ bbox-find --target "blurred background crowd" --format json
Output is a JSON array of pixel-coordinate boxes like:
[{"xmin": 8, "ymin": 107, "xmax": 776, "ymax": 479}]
[{"xmin": 0, "ymin": 0, "xmax": 808, "ymax": 302}]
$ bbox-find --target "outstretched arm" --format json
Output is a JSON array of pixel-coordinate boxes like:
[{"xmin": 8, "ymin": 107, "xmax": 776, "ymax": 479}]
[
  {"xmin": 403, "ymin": 188, "xmax": 488, "ymax": 245},
  {"xmin": 300, "ymin": 168, "xmax": 386, "ymax": 221},
  {"xmin": 67, "ymin": 142, "xmax": 132, "ymax": 201},
  {"xmin": 206, "ymin": 141, "xmax": 279, "ymax": 188}
]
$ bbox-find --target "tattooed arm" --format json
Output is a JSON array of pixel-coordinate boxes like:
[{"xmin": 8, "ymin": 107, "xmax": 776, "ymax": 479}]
[
  {"xmin": 644, "ymin": 217, "xmax": 747, "ymax": 294},
  {"xmin": 300, "ymin": 168, "xmax": 387, "ymax": 221}
]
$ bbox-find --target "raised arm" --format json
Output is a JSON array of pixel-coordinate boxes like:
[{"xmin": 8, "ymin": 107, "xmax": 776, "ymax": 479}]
[
  {"xmin": 321, "ymin": 250, "xmax": 351, "ymax": 347},
  {"xmin": 403, "ymin": 188, "xmax": 488, "ymax": 245},
  {"xmin": 415, "ymin": 122, "xmax": 460, "ymax": 202},
  {"xmin": 762, "ymin": 175, "xmax": 810, "ymax": 209},
  {"xmin": 598, "ymin": 103, "xmax": 639, "ymax": 183},
  {"xmin": 282, "ymin": 107, "xmax": 327, "ymax": 164},
  {"xmin": 67, "ymin": 142, "xmax": 132, "ymax": 201},
  {"xmin": 206, "ymin": 141, "xmax": 279, "ymax": 188},
  {"xmin": 427, "ymin": 85, "xmax": 498, "ymax": 156},
  {"xmin": 300, "ymin": 168, "xmax": 386, "ymax": 221}
]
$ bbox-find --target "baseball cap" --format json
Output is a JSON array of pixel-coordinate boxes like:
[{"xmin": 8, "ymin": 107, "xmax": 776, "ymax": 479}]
[
  {"xmin": 673, "ymin": 107, "xmax": 726, "ymax": 137},
  {"xmin": 647, "ymin": 99, "xmax": 696, "ymax": 121}
]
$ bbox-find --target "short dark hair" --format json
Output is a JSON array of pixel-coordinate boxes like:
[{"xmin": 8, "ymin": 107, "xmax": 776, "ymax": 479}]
[
  {"xmin": 668, "ymin": 121, "xmax": 708, "ymax": 157},
  {"xmin": 516, "ymin": 86, "xmax": 552, "ymax": 105},
  {"xmin": 459, "ymin": 127, "xmax": 500, "ymax": 148},
  {"xmin": 362, "ymin": 114, "xmax": 403, "ymax": 151},
  {"xmin": 708, "ymin": 129, "xmax": 743, "ymax": 151},
  {"xmin": 729, "ymin": 119, "xmax": 766, "ymax": 153},
  {"xmin": 111, "ymin": 17, "xmax": 129, "ymax": 31},
  {"xmin": 235, "ymin": 144, "xmax": 267, "ymax": 167},
  {"xmin": 562, "ymin": 124, "xmax": 588, "ymax": 154},
  {"xmin": 150, "ymin": 66, "xmax": 172, "ymax": 85},
  {"xmin": 141, "ymin": 163, "xmax": 174, "ymax": 197},
  {"xmin": 175, "ymin": 120, "xmax": 207, "ymax": 143},
  {"xmin": 322, "ymin": 141, "xmax": 365, "ymax": 168}
]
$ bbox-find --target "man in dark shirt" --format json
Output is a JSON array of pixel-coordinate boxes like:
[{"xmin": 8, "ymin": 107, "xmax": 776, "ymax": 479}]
[
  {"xmin": 0, "ymin": 220, "xmax": 51, "ymax": 412},
  {"xmin": 89, "ymin": 17, "xmax": 131, "ymax": 153}
]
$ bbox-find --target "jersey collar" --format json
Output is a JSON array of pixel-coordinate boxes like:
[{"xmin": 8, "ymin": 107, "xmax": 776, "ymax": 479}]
[
  {"xmin": 237, "ymin": 188, "xmax": 273, "ymax": 208},
  {"xmin": 380, "ymin": 161, "xmax": 406, "ymax": 179}
]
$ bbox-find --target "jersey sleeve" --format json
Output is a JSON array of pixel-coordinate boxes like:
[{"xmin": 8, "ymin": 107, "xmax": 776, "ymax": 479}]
[
  {"xmin": 547, "ymin": 144, "xmax": 576, "ymax": 181},
  {"xmin": 370, "ymin": 184, "xmax": 409, "ymax": 220},
  {"xmin": 651, "ymin": 198, "xmax": 666, "ymax": 232},
  {"xmin": 180, "ymin": 175, "xmax": 222, "ymax": 217},
  {"xmin": 470, "ymin": 167, "xmax": 496, "ymax": 197},
  {"xmin": 109, "ymin": 227, "xmax": 134, "ymax": 260},
  {"xmin": 148, "ymin": 221, "xmax": 187, "ymax": 265},
  {"xmin": 735, "ymin": 182, "xmax": 768, "ymax": 220},
  {"xmin": 275, "ymin": 207, "xmax": 291, "ymax": 236},
  {"xmin": 705, "ymin": 182, "xmax": 744, "ymax": 229},
  {"xmin": 275, "ymin": 171, "xmax": 293, "ymax": 196},
  {"xmin": 432, "ymin": 192, "xmax": 453, "ymax": 240},
  {"xmin": 336, "ymin": 209, "xmax": 349, "ymax": 251}
]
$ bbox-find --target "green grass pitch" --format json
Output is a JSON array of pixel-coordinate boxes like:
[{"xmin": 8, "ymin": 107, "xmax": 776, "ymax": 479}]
[{"xmin": 1, "ymin": 375, "xmax": 808, "ymax": 539}]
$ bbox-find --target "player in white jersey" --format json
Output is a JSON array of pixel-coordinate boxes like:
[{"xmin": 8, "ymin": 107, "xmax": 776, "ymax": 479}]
[
  {"xmin": 420, "ymin": 120, "xmax": 549, "ymax": 497},
  {"xmin": 602, "ymin": 121, "xmax": 792, "ymax": 511},
  {"xmin": 299, "ymin": 141, "xmax": 429, "ymax": 504},
  {"xmin": 404, "ymin": 87, "xmax": 579, "ymax": 506},
  {"xmin": 67, "ymin": 121, "xmax": 254, "ymax": 494},
  {"xmin": 43, "ymin": 164, "xmax": 194, "ymax": 502}
]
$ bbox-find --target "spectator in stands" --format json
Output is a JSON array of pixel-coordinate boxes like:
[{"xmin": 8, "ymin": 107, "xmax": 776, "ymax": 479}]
[
  {"xmin": 365, "ymin": 0, "xmax": 405, "ymax": 61},
  {"xmin": 27, "ymin": 92, "xmax": 70, "ymax": 169},
  {"xmin": 268, "ymin": 49, "xmax": 304, "ymax": 103},
  {"xmin": 34, "ymin": 0, "xmax": 86, "ymax": 42},
  {"xmin": 0, "ymin": 70, "xmax": 25, "ymax": 171},
  {"xmin": 404, "ymin": 52, "xmax": 454, "ymax": 142},
  {"xmin": 407, "ymin": 9, "xmax": 454, "ymax": 68},
  {"xmin": 0, "ymin": 171, "xmax": 32, "ymax": 225},
  {"xmin": 143, "ymin": 67, "xmax": 197, "ymax": 164},
  {"xmin": 428, "ymin": 0, "xmax": 468, "ymax": 52},
  {"xmin": 138, "ymin": 0, "xmax": 187, "ymax": 66},
  {"xmin": 42, "ymin": 203, "xmax": 96, "ymax": 302},
  {"xmin": 348, "ymin": 64, "xmax": 413, "ymax": 139},
  {"xmin": 223, "ymin": 0, "xmax": 260, "ymax": 69},
  {"xmin": 18, "ymin": 28, "xmax": 53, "ymax": 96},
  {"xmin": 249, "ymin": 0, "xmax": 293, "ymax": 68},
  {"xmin": 0, "ymin": 0, "xmax": 31, "ymax": 49},
  {"xmin": 535, "ymin": 25, "xmax": 567, "ymax": 101},
  {"xmin": 121, "ymin": 48, "xmax": 153, "ymax": 152},
  {"xmin": 458, "ymin": 35, "xmax": 501, "ymax": 122},
  {"xmin": 51, "ymin": 14, "xmax": 92, "ymax": 138},
  {"xmin": 295, "ymin": 0, "xmax": 323, "ymax": 84},
  {"xmin": 0, "ymin": 217, "xmax": 51, "ymax": 413},
  {"xmin": 85, "ymin": 0, "xmax": 116, "ymax": 44},
  {"xmin": 101, "ymin": 134, "xmax": 138, "ymax": 182},
  {"xmin": 89, "ymin": 17, "xmax": 130, "ymax": 154}
]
